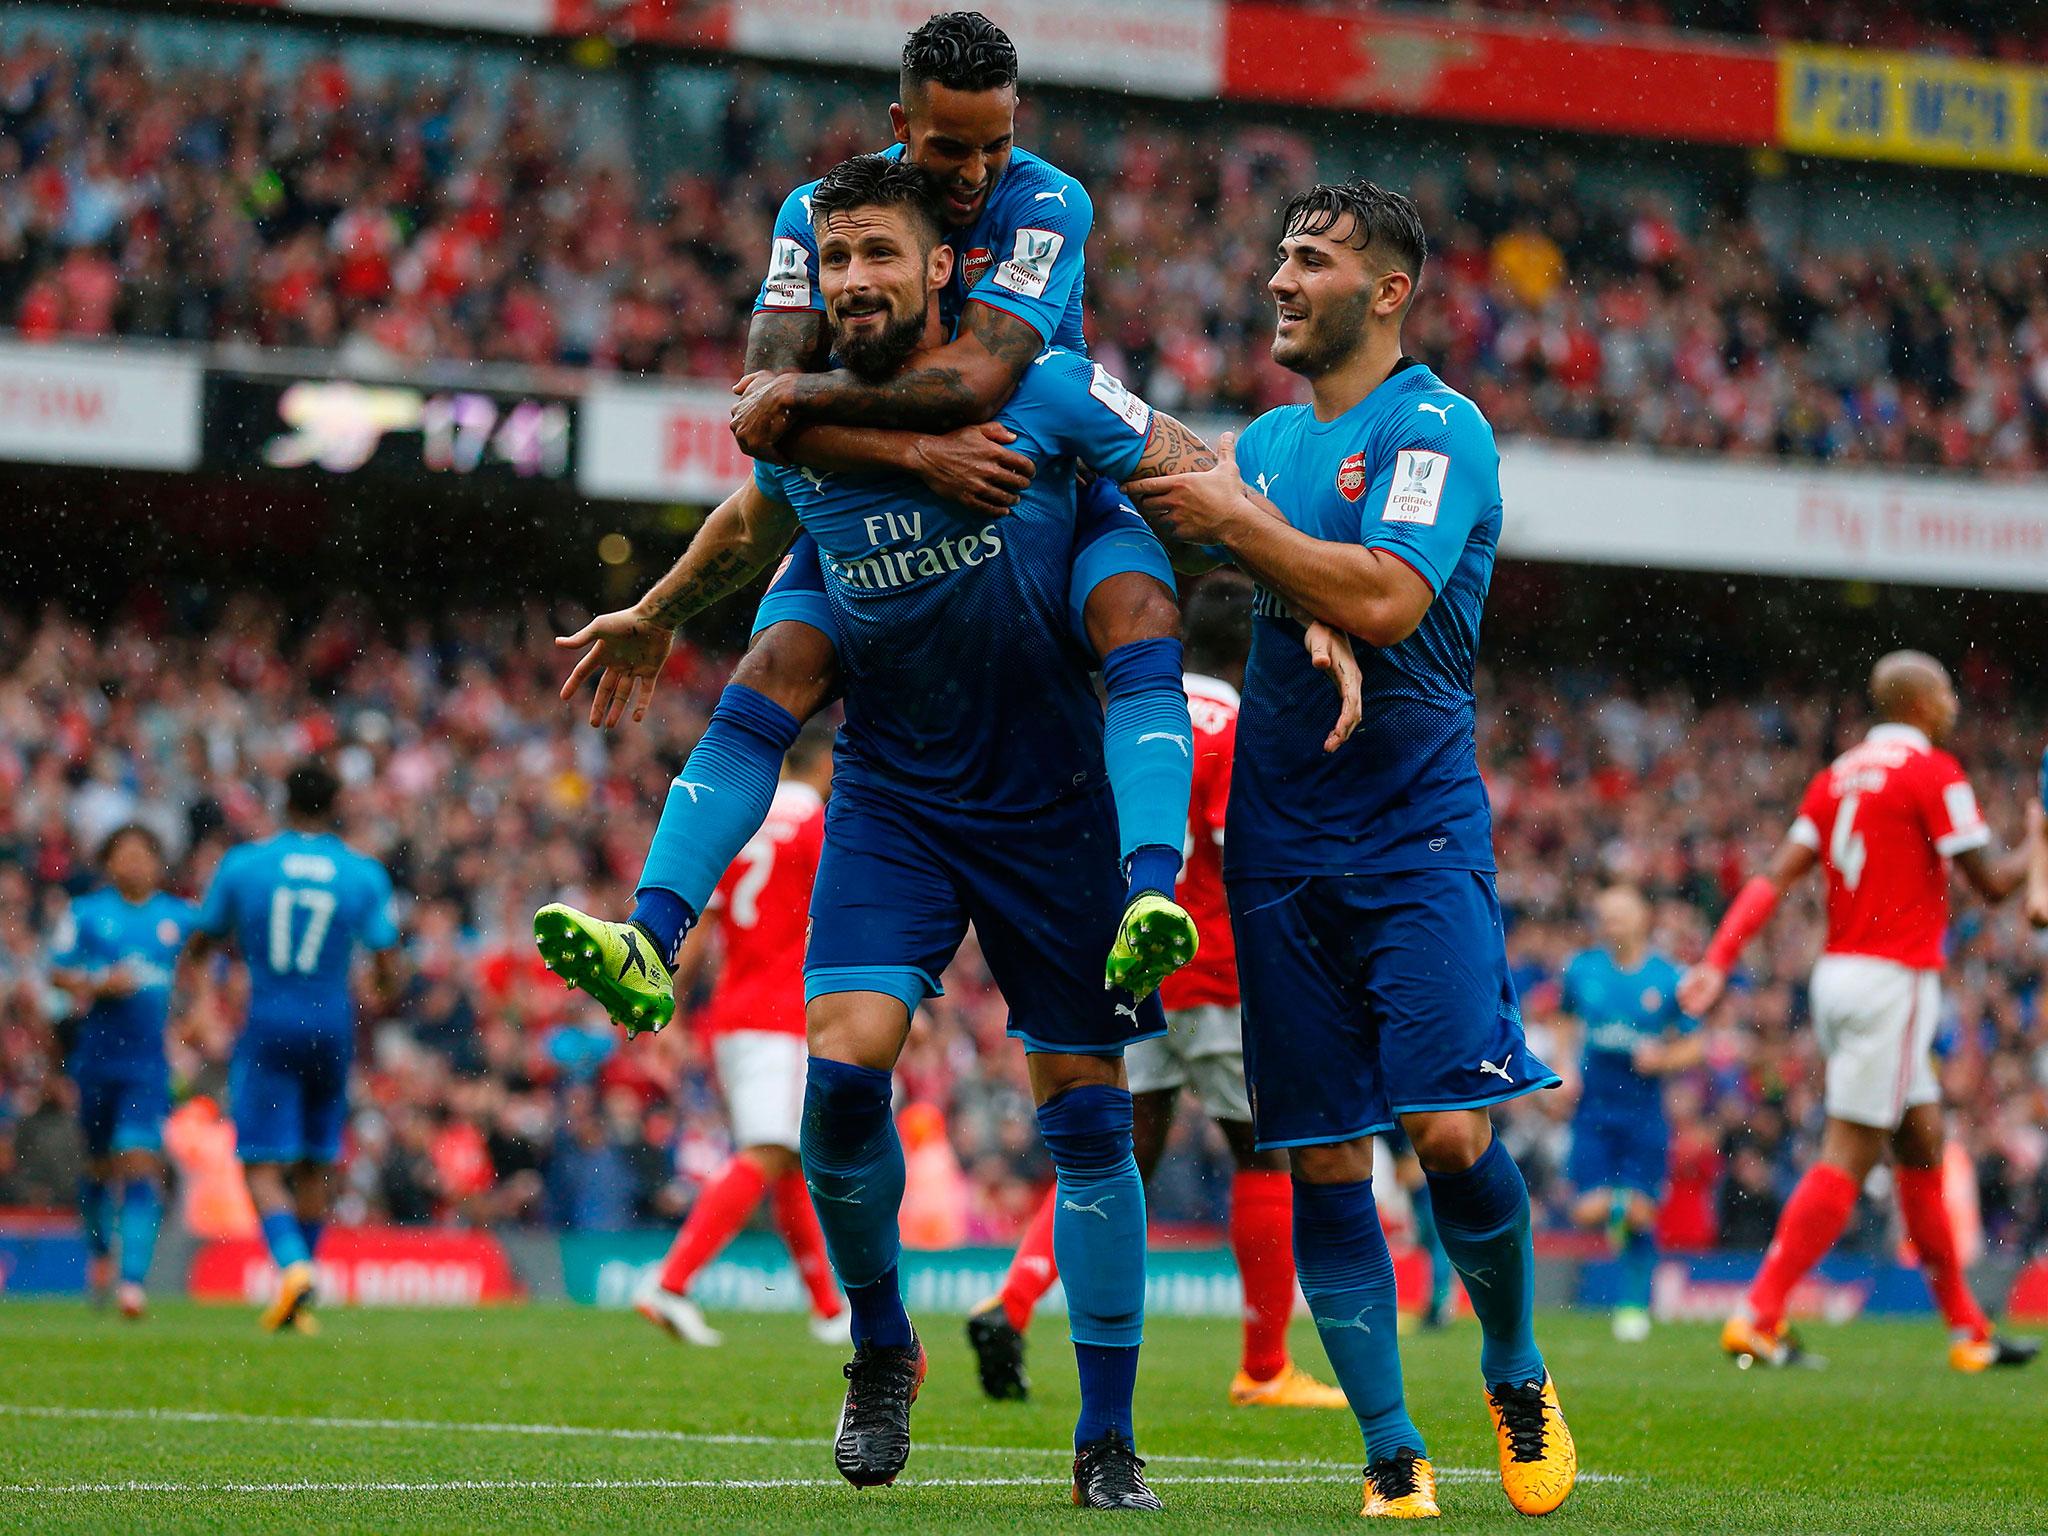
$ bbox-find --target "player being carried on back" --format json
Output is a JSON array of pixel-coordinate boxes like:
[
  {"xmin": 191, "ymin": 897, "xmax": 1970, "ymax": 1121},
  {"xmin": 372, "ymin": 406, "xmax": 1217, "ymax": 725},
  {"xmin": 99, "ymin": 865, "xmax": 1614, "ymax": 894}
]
[
  {"xmin": 1682, "ymin": 652, "xmax": 2044, "ymax": 1373},
  {"xmin": 540, "ymin": 155, "xmax": 1352, "ymax": 1510},
  {"xmin": 548, "ymin": 13, "xmax": 1243, "ymax": 1006},
  {"xmin": 966, "ymin": 569, "xmax": 1346, "ymax": 1412},
  {"xmin": 634, "ymin": 720, "xmax": 849, "ymax": 1348}
]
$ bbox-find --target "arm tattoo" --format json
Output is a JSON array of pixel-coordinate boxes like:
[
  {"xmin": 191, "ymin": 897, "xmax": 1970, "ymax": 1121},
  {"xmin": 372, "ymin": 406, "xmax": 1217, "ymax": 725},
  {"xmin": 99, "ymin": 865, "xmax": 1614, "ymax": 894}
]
[
  {"xmin": 744, "ymin": 309, "xmax": 827, "ymax": 374},
  {"xmin": 1126, "ymin": 413, "xmax": 1218, "ymax": 481},
  {"xmin": 799, "ymin": 305, "xmax": 1043, "ymax": 431},
  {"xmin": 643, "ymin": 547, "xmax": 762, "ymax": 628}
]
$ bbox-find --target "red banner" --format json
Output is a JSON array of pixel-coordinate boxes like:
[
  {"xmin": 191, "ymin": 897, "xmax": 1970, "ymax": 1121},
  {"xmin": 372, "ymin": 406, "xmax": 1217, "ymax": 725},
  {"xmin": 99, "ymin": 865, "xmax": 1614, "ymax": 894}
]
[
  {"xmin": 191, "ymin": 1227, "xmax": 522, "ymax": 1306},
  {"xmin": 1221, "ymin": 6, "xmax": 1776, "ymax": 144}
]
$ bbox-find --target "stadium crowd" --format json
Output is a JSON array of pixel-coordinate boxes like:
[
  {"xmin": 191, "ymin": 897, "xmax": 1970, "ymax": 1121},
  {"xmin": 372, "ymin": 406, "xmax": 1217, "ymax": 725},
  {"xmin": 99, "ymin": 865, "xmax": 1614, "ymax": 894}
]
[
  {"xmin": 3, "ymin": 30, "xmax": 2046, "ymax": 473},
  {"xmin": 3, "ymin": 591, "xmax": 2047, "ymax": 1263}
]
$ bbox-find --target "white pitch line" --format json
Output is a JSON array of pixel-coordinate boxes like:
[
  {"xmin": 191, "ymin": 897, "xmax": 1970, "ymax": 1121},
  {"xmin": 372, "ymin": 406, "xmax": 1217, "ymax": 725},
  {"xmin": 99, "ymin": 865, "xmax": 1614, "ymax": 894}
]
[
  {"xmin": 4, "ymin": 1475, "xmax": 1366, "ymax": 1496},
  {"xmin": 0, "ymin": 1403, "xmax": 1626, "ymax": 1486}
]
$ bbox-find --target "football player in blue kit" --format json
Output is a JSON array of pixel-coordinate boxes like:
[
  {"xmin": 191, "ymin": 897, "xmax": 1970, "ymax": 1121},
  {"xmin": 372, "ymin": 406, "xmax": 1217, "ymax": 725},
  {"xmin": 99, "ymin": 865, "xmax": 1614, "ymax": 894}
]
[
  {"xmin": 49, "ymin": 825, "xmax": 196, "ymax": 1319},
  {"xmin": 182, "ymin": 762, "xmax": 402, "ymax": 1334},
  {"xmin": 1130, "ymin": 179, "xmax": 1577, "ymax": 1519},
  {"xmin": 1559, "ymin": 885, "xmax": 1701, "ymax": 1343},
  {"xmin": 544, "ymin": 156, "xmax": 1355, "ymax": 1509},
  {"xmin": 551, "ymin": 13, "xmax": 1207, "ymax": 1004}
]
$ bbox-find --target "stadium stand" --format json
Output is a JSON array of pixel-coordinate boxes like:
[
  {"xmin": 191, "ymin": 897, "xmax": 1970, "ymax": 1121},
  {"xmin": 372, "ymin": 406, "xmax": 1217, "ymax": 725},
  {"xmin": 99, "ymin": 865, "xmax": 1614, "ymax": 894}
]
[
  {"xmin": 5, "ymin": 591, "xmax": 2045, "ymax": 1258},
  {"xmin": 1, "ymin": 30, "xmax": 2044, "ymax": 471}
]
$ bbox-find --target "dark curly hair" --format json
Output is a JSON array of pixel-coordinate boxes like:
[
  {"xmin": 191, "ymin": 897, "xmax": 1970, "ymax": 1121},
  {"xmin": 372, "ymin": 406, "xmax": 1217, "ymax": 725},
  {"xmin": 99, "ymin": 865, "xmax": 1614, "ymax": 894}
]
[
  {"xmin": 1282, "ymin": 179, "xmax": 1428, "ymax": 281},
  {"xmin": 901, "ymin": 12, "xmax": 1018, "ymax": 96},
  {"xmin": 808, "ymin": 154, "xmax": 947, "ymax": 247}
]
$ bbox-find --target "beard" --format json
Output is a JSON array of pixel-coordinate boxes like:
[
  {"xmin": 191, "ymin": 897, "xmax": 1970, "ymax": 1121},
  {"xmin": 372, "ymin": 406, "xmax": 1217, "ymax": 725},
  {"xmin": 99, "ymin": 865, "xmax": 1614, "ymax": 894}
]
[
  {"xmin": 832, "ymin": 298, "xmax": 927, "ymax": 382},
  {"xmin": 1270, "ymin": 288, "xmax": 1376, "ymax": 379}
]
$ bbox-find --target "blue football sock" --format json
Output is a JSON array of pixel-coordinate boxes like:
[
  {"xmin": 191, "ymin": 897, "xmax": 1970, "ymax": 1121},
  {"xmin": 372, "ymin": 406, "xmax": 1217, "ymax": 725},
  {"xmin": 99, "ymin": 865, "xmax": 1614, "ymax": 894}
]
[
  {"xmin": 1620, "ymin": 1225, "xmax": 1657, "ymax": 1312},
  {"xmin": 1101, "ymin": 638, "xmax": 1192, "ymax": 898},
  {"xmin": 1425, "ymin": 1137, "xmax": 1545, "ymax": 1387},
  {"xmin": 1294, "ymin": 1178, "xmax": 1426, "ymax": 1462},
  {"xmin": 1037, "ymin": 1085, "xmax": 1146, "ymax": 1449},
  {"xmin": 298, "ymin": 1218, "xmax": 325, "ymax": 1260},
  {"xmin": 629, "ymin": 888, "xmax": 697, "ymax": 971},
  {"xmin": 259, "ymin": 1208, "xmax": 311, "ymax": 1270},
  {"xmin": 636, "ymin": 684, "xmax": 801, "ymax": 960},
  {"xmin": 1411, "ymin": 1179, "xmax": 1453, "ymax": 1318},
  {"xmin": 79, "ymin": 1177, "xmax": 113, "ymax": 1260},
  {"xmin": 800, "ymin": 1057, "xmax": 910, "ymax": 1349},
  {"xmin": 117, "ymin": 1179, "xmax": 163, "ymax": 1287}
]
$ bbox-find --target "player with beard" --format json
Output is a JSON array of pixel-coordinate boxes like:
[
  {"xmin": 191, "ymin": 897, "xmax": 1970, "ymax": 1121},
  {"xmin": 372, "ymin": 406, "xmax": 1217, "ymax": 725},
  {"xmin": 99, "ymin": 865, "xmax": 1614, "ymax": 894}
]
[
  {"xmin": 544, "ymin": 155, "xmax": 1357, "ymax": 1509},
  {"xmin": 551, "ymin": 14, "xmax": 1203, "ymax": 1019},
  {"xmin": 1129, "ymin": 180, "xmax": 1576, "ymax": 1519}
]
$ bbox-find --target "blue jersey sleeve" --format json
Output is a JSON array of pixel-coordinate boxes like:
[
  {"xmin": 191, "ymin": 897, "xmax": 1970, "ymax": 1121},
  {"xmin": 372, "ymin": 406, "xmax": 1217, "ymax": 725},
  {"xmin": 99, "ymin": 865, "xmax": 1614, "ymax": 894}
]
[
  {"xmin": 193, "ymin": 851, "xmax": 242, "ymax": 938},
  {"xmin": 1663, "ymin": 960, "xmax": 1699, "ymax": 1034},
  {"xmin": 1358, "ymin": 411, "xmax": 1495, "ymax": 594},
  {"xmin": 49, "ymin": 897, "xmax": 95, "ymax": 971},
  {"xmin": 1022, "ymin": 349, "xmax": 1154, "ymax": 484},
  {"xmin": 358, "ymin": 861, "xmax": 399, "ymax": 951},
  {"xmin": 751, "ymin": 460, "xmax": 800, "ymax": 508},
  {"xmin": 754, "ymin": 182, "xmax": 824, "ymax": 315},
  {"xmin": 1559, "ymin": 953, "xmax": 1587, "ymax": 1017},
  {"xmin": 967, "ymin": 171, "xmax": 1093, "ymax": 345}
]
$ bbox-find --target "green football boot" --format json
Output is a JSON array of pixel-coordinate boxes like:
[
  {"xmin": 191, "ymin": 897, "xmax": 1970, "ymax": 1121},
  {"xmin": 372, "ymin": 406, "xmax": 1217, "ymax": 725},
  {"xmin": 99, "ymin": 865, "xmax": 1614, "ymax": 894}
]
[
  {"xmin": 1104, "ymin": 891, "xmax": 1199, "ymax": 1002},
  {"xmin": 533, "ymin": 903, "xmax": 675, "ymax": 1037}
]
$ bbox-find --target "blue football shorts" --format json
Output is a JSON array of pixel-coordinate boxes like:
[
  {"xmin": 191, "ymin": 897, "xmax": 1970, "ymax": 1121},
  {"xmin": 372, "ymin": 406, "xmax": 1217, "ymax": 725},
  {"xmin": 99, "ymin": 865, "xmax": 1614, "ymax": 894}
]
[
  {"xmin": 1228, "ymin": 868, "xmax": 1560, "ymax": 1149},
  {"xmin": 230, "ymin": 1021, "xmax": 353, "ymax": 1164},
  {"xmin": 805, "ymin": 774, "xmax": 1167, "ymax": 1055},
  {"xmin": 74, "ymin": 1065, "xmax": 169, "ymax": 1157}
]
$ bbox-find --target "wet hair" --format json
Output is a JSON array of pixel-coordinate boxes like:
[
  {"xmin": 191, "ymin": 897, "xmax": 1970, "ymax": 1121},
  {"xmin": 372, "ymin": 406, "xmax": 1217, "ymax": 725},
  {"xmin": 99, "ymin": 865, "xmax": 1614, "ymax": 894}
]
[
  {"xmin": 1282, "ymin": 178, "xmax": 1428, "ymax": 282},
  {"xmin": 1183, "ymin": 570, "xmax": 1254, "ymax": 678},
  {"xmin": 808, "ymin": 154, "xmax": 947, "ymax": 248},
  {"xmin": 98, "ymin": 822, "xmax": 163, "ymax": 868},
  {"xmin": 285, "ymin": 759, "xmax": 341, "ymax": 821},
  {"xmin": 901, "ymin": 12, "xmax": 1018, "ymax": 96}
]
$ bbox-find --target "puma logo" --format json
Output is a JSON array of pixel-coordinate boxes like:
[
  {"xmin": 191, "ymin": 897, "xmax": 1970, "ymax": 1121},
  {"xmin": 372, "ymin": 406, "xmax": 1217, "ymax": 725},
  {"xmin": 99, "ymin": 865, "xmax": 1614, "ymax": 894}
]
[
  {"xmin": 1479, "ymin": 1054, "xmax": 1514, "ymax": 1082},
  {"xmin": 1033, "ymin": 185, "xmax": 1070, "ymax": 206},
  {"xmin": 806, "ymin": 1181, "xmax": 865, "ymax": 1205},
  {"xmin": 1062, "ymin": 1196, "xmax": 1113, "ymax": 1220},
  {"xmin": 1136, "ymin": 732, "xmax": 1191, "ymax": 757},
  {"xmin": 1114, "ymin": 1002, "xmax": 1140, "ymax": 1024},
  {"xmin": 1318, "ymin": 1308, "xmax": 1375, "ymax": 1335},
  {"xmin": 671, "ymin": 780, "xmax": 715, "ymax": 803},
  {"xmin": 1416, "ymin": 402, "xmax": 1454, "ymax": 423}
]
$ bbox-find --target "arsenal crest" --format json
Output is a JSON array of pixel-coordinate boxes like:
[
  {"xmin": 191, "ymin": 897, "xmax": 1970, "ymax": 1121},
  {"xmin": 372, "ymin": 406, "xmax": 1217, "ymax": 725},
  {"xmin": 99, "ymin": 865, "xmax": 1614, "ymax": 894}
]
[
  {"xmin": 962, "ymin": 247, "xmax": 994, "ymax": 287},
  {"xmin": 1336, "ymin": 450, "xmax": 1368, "ymax": 502}
]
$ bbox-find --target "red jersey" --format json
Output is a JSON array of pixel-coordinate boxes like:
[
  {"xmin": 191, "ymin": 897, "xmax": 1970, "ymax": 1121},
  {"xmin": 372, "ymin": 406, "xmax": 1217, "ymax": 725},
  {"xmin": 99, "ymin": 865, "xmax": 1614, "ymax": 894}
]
[
  {"xmin": 1159, "ymin": 674, "xmax": 1240, "ymax": 1011},
  {"xmin": 694, "ymin": 782, "xmax": 824, "ymax": 1038},
  {"xmin": 1789, "ymin": 724, "xmax": 1988, "ymax": 970}
]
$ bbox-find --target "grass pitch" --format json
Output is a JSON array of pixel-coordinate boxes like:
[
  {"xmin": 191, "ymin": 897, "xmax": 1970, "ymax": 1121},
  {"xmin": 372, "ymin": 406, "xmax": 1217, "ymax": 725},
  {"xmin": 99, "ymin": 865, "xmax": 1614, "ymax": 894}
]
[{"xmin": 0, "ymin": 1300, "xmax": 2041, "ymax": 1534}]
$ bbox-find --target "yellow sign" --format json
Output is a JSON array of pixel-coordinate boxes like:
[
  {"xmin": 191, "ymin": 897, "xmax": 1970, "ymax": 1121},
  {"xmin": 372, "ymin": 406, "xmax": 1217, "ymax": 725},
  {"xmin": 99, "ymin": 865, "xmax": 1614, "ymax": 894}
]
[{"xmin": 1780, "ymin": 44, "xmax": 2048, "ymax": 177}]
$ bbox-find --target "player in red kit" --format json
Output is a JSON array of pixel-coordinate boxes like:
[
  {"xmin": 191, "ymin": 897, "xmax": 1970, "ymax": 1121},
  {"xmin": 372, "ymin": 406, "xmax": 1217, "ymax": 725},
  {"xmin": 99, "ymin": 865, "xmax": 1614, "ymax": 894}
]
[
  {"xmin": 967, "ymin": 572, "xmax": 1345, "ymax": 1409},
  {"xmin": 1681, "ymin": 652, "xmax": 2044, "ymax": 1373},
  {"xmin": 637, "ymin": 721, "xmax": 849, "ymax": 1346}
]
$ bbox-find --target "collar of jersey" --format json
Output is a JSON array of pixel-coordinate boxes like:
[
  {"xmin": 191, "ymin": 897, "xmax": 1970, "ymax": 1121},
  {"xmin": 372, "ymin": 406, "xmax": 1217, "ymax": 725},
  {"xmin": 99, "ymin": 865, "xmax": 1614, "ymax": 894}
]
[
  {"xmin": 1866, "ymin": 722, "xmax": 1931, "ymax": 750},
  {"xmin": 1303, "ymin": 356, "xmax": 1427, "ymax": 434}
]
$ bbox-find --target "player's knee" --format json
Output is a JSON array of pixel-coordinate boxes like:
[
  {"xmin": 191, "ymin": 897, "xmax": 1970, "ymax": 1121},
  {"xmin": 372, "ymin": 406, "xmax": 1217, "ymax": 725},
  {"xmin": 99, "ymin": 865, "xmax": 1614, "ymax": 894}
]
[
  {"xmin": 1085, "ymin": 573, "xmax": 1180, "ymax": 660},
  {"xmin": 1288, "ymin": 1138, "xmax": 1373, "ymax": 1185},
  {"xmin": 734, "ymin": 621, "xmax": 838, "ymax": 719},
  {"xmin": 1403, "ymin": 1111, "xmax": 1491, "ymax": 1174}
]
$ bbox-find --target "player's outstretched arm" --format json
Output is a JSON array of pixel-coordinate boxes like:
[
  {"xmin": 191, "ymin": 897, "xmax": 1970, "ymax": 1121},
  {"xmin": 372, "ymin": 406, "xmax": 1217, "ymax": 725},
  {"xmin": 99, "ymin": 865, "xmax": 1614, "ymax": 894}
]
[
  {"xmin": 1951, "ymin": 800, "xmax": 2045, "ymax": 907},
  {"xmin": 1127, "ymin": 431, "xmax": 1432, "ymax": 648},
  {"xmin": 555, "ymin": 480, "xmax": 799, "ymax": 730},
  {"xmin": 1678, "ymin": 839, "xmax": 1818, "ymax": 1016}
]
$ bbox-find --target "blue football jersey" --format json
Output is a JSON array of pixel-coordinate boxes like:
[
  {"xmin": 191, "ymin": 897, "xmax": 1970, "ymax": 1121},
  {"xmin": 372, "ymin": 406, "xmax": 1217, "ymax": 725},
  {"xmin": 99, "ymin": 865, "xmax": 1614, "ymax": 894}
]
[
  {"xmin": 756, "ymin": 143, "xmax": 1091, "ymax": 352},
  {"xmin": 1562, "ymin": 948, "xmax": 1693, "ymax": 1124},
  {"xmin": 194, "ymin": 830, "xmax": 398, "ymax": 1029},
  {"xmin": 754, "ymin": 347, "xmax": 1157, "ymax": 810},
  {"xmin": 51, "ymin": 889, "xmax": 194, "ymax": 1075},
  {"xmin": 1226, "ymin": 360, "xmax": 1501, "ymax": 879}
]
